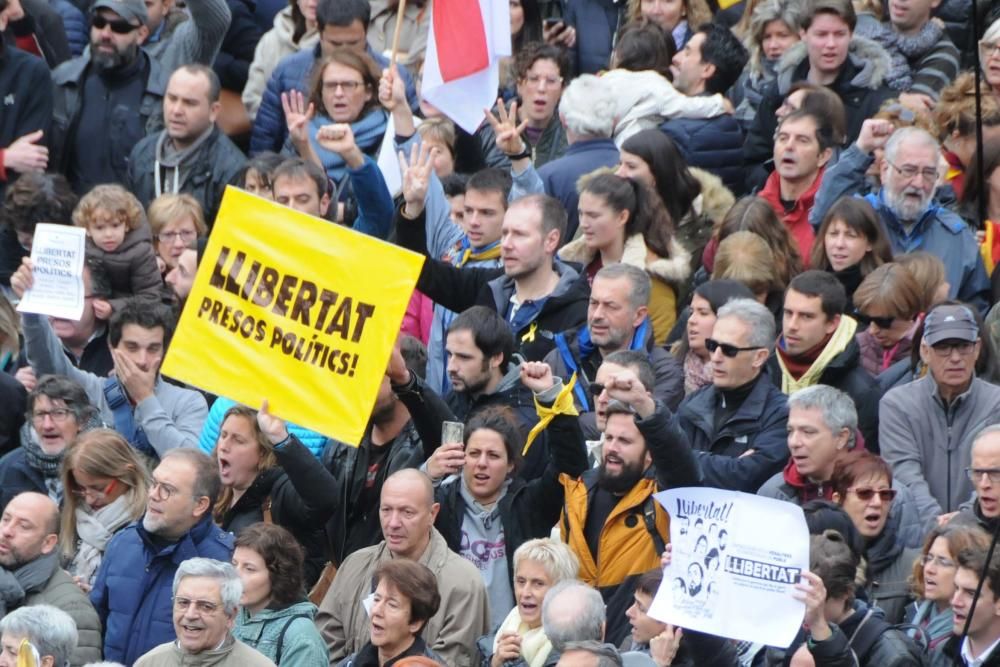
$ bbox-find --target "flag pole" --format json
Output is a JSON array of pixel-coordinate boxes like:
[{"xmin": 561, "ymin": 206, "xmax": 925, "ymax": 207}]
[{"xmin": 389, "ymin": 0, "xmax": 409, "ymax": 66}]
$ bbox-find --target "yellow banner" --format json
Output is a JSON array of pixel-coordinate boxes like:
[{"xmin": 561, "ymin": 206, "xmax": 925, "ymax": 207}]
[{"xmin": 161, "ymin": 187, "xmax": 425, "ymax": 445}]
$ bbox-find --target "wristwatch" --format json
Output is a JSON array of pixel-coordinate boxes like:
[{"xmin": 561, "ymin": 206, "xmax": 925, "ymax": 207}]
[{"xmin": 507, "ymin": 142, "xmax": 532, "ymax": 161}]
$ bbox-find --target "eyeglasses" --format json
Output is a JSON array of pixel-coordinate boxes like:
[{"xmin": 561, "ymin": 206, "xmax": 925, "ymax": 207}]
[
  {"xmin": 848, "ymin": 486, "xmax": 897, "ymax": 502},
  {"xmin": 967, "ymin": 468, "xmax": 1000, "ymax": 484},
  {"xmin": 71, "ymin": 478, "xmax": 119, "ymax": 501},
  {"xmin": 922, "ymin": 554, "xmax": 956, "ymax": 569},
  {"xmin": 149, "ymin": 480, "xmax": 180, "ymax": 501},
  {"xmin": 31, "ymin": 408, "xmax": 75, "ymax": 424},
  {"xmin": 853, "ymin": 310, "xmax": 896, "ymax": 330},
  {"xmin": 91, "ymin": 14, "xmax": 141, "ymax": 34},
  {"xmin": 322, "ymin": 80, "xmax": 363, "ymax": 92},
  {"xmin": 981, "ymin": 40, "xmax": 1000, "ymax": 57},
  {"xmin": 157, "ymin": 230, "xmax": 198, "ymax": 243},
  {"xmin": 884, "ymin": 159, "xmax": 939, "ymax": 184},
  {"xmin": 931, "ymin": 341, "xmax": 976, "ymax": 357},
  {"xmin": 705, "ymin": 338, "xmax": 763, "ymax": 358},
  {"xmin": 524, "ymin": 74, "xmax": 563, "ymax": 88},
  {"xmin": 588, "ymin": 382, "xmax": 606, "ymax": 397},
  {"xmin": 172, "ymin": 597, "xmax": 222, "ymax": 615}
]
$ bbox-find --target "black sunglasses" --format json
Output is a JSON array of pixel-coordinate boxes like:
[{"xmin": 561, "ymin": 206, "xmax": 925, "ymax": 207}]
[
  {"xmin": 849, "ymin": 487, "xmax": 898, "ymax": 502},
  {"xmin": 853, "ymin": 310, "xmax": 896, "ymax": 329},
  {"xmin": 92, "ymin": 14, "xmax": 141, "ymax": 34},
  {"xmin": 705, "ymin": 338, "xmax": 763, "ymax": 358},
  {"xmin": 588, "ymin": 382, "xmax": 605, "ymax": 397}
]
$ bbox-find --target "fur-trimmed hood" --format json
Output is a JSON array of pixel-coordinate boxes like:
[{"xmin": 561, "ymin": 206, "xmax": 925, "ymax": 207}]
[
  {"xmin": 774, "ymin": 36, "xmax": 891, "ymax": 96},
  {"xmin": 688, "ymin": 167, "xmax": 735, "ymax": 226},
  {"xmin": 558, "ymin": 233, "xmax": 692, "ymax": 285}
]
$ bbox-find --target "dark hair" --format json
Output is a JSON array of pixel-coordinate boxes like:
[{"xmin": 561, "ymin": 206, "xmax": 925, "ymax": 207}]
[
  {"xmin": 440, "ymin": 173, "xmax": 469, "ymax": 198},
  {"xmin": 161, "ymin": 448, "xmax": 222, "ymax": 507},
  {"xmin": 579, "ymin": 173, "xmax": 675, "ymax": 259},
  {"xmin": 777, "ymin": 109, "xmax": 837, "ymax": 153},
  {"xmin": 961, "ymin": 138, "xmax": 1000, "ymax": 227},
  {"xmin": 800, "ymin": 0, "xmax": 857, "ymax": 31},
  {"xmin": 235, "ymin": 523, "xmax": 307, "ymax": 607},
  {"xmin": 373, "ymin": 559, "xmax": 442, "ymax": 630},
  {"xmin": 635, "ymin": 568, "xmax": 664, "ymax": 596},
  {"xmin": 240, "ymin": 152, "xmax": 286, "ymax": 192},
  {"xmin": 513, "ymin": 194, "xmax": 567, "ymax": 244},
  {"xmin": 715, "ymin": 197, "xmax": 802, "ymax": 288},
  {"xmin": 810, "ymin": 529, "xmax": 859, "ymax": 604},
  {"xmin": 514, "ymin": 42, "xmax": 572, "ymax": 82},
  {"xmin": 810, "ymin": 196, "xmax": 892, "ymax": 273},
  {"xmin": 620, "ymin": 130, "xmax": 701, "ymax": 227},
  {"xmin": 447, "ymin": 306, "xmax": 515, "ymax": 373},
  {"xmin": 309, "ymin": 49, "xmax": 381, "ymax": 120},
  {"xmin": 830, "ymin": 451, "xmax": 893, "ymax": 500},
  {"xmin": 511, "ymin": 0, "xmax": 543, "ymax": 52},
  {"xmin": 1, "ymin": 173, "xmax": 77, "ymax": 235},
  {"xmin": 289, "ymin": 0, "xmax": 312, "ymax": 43},
  {"xmin": 109, "ymin": 300, "xmax": 176, "ymax": 349},
  {"xmin": 28, "ymin": 375, "xmax": 96, "ymax": 425},
  {"xmin": 466, "ymin": 168, "xmax": 513, "ymax": 204},
  {"xmin": 316, "ymin": 0, "xmax": 370, "ymax": 31},
  {"xmin": 784, "ymin": 82, "xmax": 848, "ymax": 146},
  {"xmin": 464, "ymin": 406, "xmax": 524, "ymax": 475},
  {"xmin": 957, "ymin": 545, "xmax": 1000, "ymax": 598},
  {"xmin": 399, "ymin": 335, "xmax": 427, "ymax": 379},
  {"xmin": 273, "ymin": 157, "xmax": 329, "ymax": 198},
  {"xmin": 613, "ymin": 20, "xmax": 675, "ymax": 80},
  {"xmin": 695, "ymin": 23, "xmax": 749, "ymax": 94},
  {"xmin": 788, "ymin": 270, "xmax": 847, "ymax": 318},
  {"xmin": 694, "ymin": 280, "xmax": 757, "ymax": 313},
  {"xmin": 175, "ymin": 64, "xmax": 221, "ymax": 103},
  {"xmin": 603, "ymin": 350, "xmax": 656, "ymax": 392},
  {"xmin": 802, "ymin": 500, "xmax": 866, "ymax": 565}
]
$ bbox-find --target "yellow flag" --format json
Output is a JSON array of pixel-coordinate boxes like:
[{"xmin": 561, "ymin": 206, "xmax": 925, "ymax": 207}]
[
  {"xmin": 17, "ymin": 638, "xmax": 37, "ymax": 667},
  {"xmin": 161, "ymin": 188, "xmax": 425, "ymax": 445}
]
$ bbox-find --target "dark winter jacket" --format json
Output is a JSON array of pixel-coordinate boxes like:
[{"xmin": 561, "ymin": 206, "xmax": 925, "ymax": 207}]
[
  {"xmin": 90, "ymin": 514, "xmax": 235, "ymax": 665},
  {"xmin": 932, "ymin": 626, "xmax": 1000, "ymax": 667},
  {"xmin": 0, "ymin": 369, "xmax": 26, "ymax": 457},
  {"xmin": 0, "ymin": 38, "xmax": 51, "ymax": 198},
  {"xmin": 218, "ymin": 434, "xmax": 338, "ymax": 585},
  {"xmin": 435, "ymin": 410, "xmax": 589, "ymax": 587},
  {"xmin": 537, "ymin": 137, "xmax": 621, "ymax": 239},
  {"xmin": 23, "ymin": 566, "xmax": 103, "ymax": 666},
  {"xmin": 476, "ymin": 100, "xmax": 568, "ymax": 171},
  {"xmin": 85, "ymin": 225, "xmax": 163, "ymax": 312},
  {"xmin": 676, "ymin": 370, "xmax": 789, "ymax": 492},
  {"xmin": 4, "ymin": 0, "xmax": 70, "ymax": 67},
  {"xmin": 49, "ymin": 0, "xmax": 87, "ymax": 56},
  {"xmin": 662, "ymin": 115, "xmax": 746, "ymax": 197},
  {"xmin": 563, "ymin": 0, "xmax": 627, "ymax": 74},
  {"xmin": 212, "ymin": 0, "xmax": 262, "ymax": 91}
]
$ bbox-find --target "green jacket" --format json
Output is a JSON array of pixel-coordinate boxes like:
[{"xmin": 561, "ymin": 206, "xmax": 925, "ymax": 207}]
[{"xmin": 233, "ymin": 601, "xmax": 327, "ymax": 667}]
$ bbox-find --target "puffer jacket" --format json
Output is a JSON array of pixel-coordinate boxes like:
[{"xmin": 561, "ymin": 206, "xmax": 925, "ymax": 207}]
[
  {"xmin": 23, "ymin": 566, "xmax": 102, "ymax": 666},
  {"xmin": 744, "ymin": 36, "xmax": 895, "ymax": 192},
  {"xmin": 212, "ymin": 0, "xmax": 262, "ymax": 91},
  {"xmin": 90, "ymin": 514, "xmax": 235, "ymax": 665},
  {"xmin": 49, "ymin": 0, "xmax": 86, "ymax": 56},
  {"xmin": 560, "ymin": 402, "xmax": 701, "ymax": 645},
  {"xmin": 234, "ymin": 600, "xmax": 327, "ymax": 666},
  {"xmin": 475, "ymin": 100, "xmax": 568, "ymax": 170},
  {"xmin": 84, "ymin": 225, "xmax": 163, "ymax": 312},
  {"xmin": 662, "ymin": 114, "xmax": 747, "ymax": 197},
  {"xmin": 242, "ymin": 6, "xmax": 318, "ymax": 119},
  {"xmin": 676, "ymin": 370, "xmax": 789, "ymax": 493}
]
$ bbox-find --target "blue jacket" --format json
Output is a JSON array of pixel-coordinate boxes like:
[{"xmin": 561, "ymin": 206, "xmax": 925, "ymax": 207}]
[
  {"xmin": 250, "ymin": 43, "xmax": 417, "ymax": 155},
  {"xmin": 563, "ymin": 0, "xmax": 626, "ymax": 74},
  {"xmin": 49, "ymin": 0, "xmax": 86, "ymax": 56},
  {"xmin": 812, "ymin": 144, "xmax": 990, "ymax": 313},
  {"xmin": 661, "ymin": 115, "xmax": 746, "ymax": 197},
  {"xmin": 676, "ymin": 371, "xmax": 789, "ymax": 492},
  {"xmin": 538, "ymin": 138, "xmax": 622, "ymax": 240},
  {"xmin": 198, "ymin": 396, "xmax": 328, "ymax": 458},
  {"xmin": 90, "ymin": 514, "xmax": 235, "ymax": 665}
]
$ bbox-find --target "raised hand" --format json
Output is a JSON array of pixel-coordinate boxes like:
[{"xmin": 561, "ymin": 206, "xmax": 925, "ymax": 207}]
[
  {"xmin": 605, "ymin": 369, "xmax": 655, "ymax": 418},
  {"xmin": 397, "ymin": 141, "xmax": 435, "ymax": 216},
  {"xmin": 386, "ymin": 341, "xmax": 410, "ymax": 386},
  {"xmin": 650, "ymin": 626, "xmax": 683, "ymax": 667},
  {"xmin": 316, "ymin": 123, "xmax": 364, "ymax": 168},
  {"xmin": 378, "ymin": 65, "xmax": 407, "ymax": 113},
  {"xmin": 484, "ymin": 99, "xmax": 529, "ymax": 157},
  {"xmin": 793, "ymin": 571, "xmax": 831, "ymax": 640},
  {"xmin": 426, "ymin": 441, "xmax": 466, "ymax": 480},
  {"xmin": 9, "ymin": 257, "xmax": 34, "ymax": 299},
  {"xmin": 2, "ymin": 130, "xmax": 48, "ymax": 173},
  {"xmin": 281, "ymin": 90, "xmax": 315, "ymax": 148},
  {"xmin": 520, "ymin": 361, "xmax": 555, "ymax": 394},
  {"xmin": 257, "ymin": 399, "xmax": 290, "ymax": 445},
  {"xmin": 856, "ymin": 118, "xmax": 895, "ymax": 155}
]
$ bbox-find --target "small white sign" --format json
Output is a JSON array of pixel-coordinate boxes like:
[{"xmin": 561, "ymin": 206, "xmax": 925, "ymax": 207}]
[{"xmin": 17, "ymin": 224, "xmax": 87, "ymax": 321}]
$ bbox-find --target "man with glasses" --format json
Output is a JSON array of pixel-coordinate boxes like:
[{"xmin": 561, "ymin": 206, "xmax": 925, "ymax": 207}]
[
  {"xmin": 814, "ymin": 119, "xmax": 990, "ymax": 312},
  {"xmin": 91, "ymin": 448, "xmax": 234, "ymax": 665},
  {"xmin": 954, "ymin": 425, "xmax": 1000, "ymax": 533},
  {"xmin": 0, "ymin": 492, "xmax": 102, "ymax": 664},
  {"xmin": 135, "ymin": 558, "xmax": 274, "ymax": 666},
  {"xmin": 674, "ymin": 298, "xmax": 789, "ymax": 492},
  {"xmin": 881, "ymin": 303, "xmax": 1000, "ymax": 528},
  {"xmin": 126, "ymin": 64, "xmax": 246, "ymax": 226}
]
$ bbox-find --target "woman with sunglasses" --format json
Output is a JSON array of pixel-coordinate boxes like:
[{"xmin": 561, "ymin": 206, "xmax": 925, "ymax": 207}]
[
  {"xmin": 852, "ymin": 263, "xmax": 924, "ymax": 378},
  {"xmin": 59, "ymin": 429, "xmax": 148, "ymax": 591},
  {"xmin": 830, "ymin": 451, "xmax": 919, "ymax": 623}
]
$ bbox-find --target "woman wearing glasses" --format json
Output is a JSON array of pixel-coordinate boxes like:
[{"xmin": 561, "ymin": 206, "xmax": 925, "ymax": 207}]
[
  {"xmin": 829, "ymin": 451, "xmax": 918, "ymax": 623},
  {"xmin": 904, "ymin": 523, "xmax": 990, "ymax": 651},
  {"xmin": 147, "ymin": 193, "xmax": 207, "ymax": 276},
  {"xmin": 852, "ymin": 263, "xmax": 924, "ymax": 378},
  {"xmin": 59, "ymin": 429, "xmax": 148, "ymax": 591}
]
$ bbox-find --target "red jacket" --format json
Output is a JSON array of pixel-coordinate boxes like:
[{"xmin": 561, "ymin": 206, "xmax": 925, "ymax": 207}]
[{"xmin": 758, "ymin": 168, "xmax": 825, "ymax": 267}]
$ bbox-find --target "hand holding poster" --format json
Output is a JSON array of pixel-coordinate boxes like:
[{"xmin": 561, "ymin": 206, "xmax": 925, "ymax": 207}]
[
  {"xmin": 648, "ymin": 487, "xmax": 809, "ymax": 649},
  {"xmin": 160, "ymin": 188, "xmax": 425, "ymax": 444},
  {"xmin": 16, "ymin": 224, "xmax": 87, "ymax": 321}
]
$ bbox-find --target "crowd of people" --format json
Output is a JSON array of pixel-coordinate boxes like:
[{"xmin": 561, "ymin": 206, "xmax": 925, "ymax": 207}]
[{"xmin": 7, "ymin": 0, "xmax": 1000, "ymax": 664}]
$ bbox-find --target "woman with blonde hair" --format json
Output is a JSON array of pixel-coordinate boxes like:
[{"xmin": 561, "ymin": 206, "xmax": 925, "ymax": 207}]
[
  {"xmin": 60, "ymin": 429, "xmax": 148, "ymax": 588},
  {"xmin": 705, "ymin": 196, "xmax": 802, "ymax": 291},
  {"xmin": 626, "ymin": 0, "xmax": 710, "ymax": 49},
  {"xmin": 711, "ymin": 231, "xmax": 782, "ymax": 303},
  {"xmin": 732, "ymin": 0, "xmax": 801, "ymax": 131},
  {"xmin": 147, "ymin": 193, "xmax": 208, "ymax": 276},
  {"xmin": 895, "ymin": 251, "xmax": 949, "ymax": 312}
]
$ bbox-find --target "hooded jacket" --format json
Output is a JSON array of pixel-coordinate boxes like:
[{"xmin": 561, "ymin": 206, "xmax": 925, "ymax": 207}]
[
  {"xmin": 445, "ymin": 362, "xmax": 537, "ymax": 428},
  {"xmin": 242, "ymin": 6, "xmax": 318, "ymax": 119},
  {"xmin": 475, "ymin": 100, "xmax": 568, "ymax": 170},
  {"xmin": 315, "ymin": 528, "xmax": 490, "ymax": 667},
  {"xmin": 84, "ymin": 225, "xmax": 164, "ymax": 311},
  {"xmin": 743, "ymin": 36, "xmax": 895, "ymax": 191},
  {"xmin": 880, "ymin": 375, "xmax": 1000, "ymax": 525},
  {"xmin": 234, "ymin": 600, "xmax": 327, "ymax": 666}
]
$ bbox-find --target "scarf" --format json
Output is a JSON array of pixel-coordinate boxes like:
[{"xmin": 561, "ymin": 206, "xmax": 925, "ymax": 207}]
[
  {"xmin": 21, "ymin": 426, "xmax": 65, "ymax": 479},
  {"xmin": 894, "ymin": 20, "xmax": 945, "ymax": 60},
  {"xmin": 307, "ymin": 108, "xmax": 387, "ymax": 185},
  {"xmin": 70, "ymin": 495, "xmax": 136, "ymax": 586},
  {"xmin": 683, "ymin": 351, "xmax": 713, "ymax": 396},
  {"xmin": 776, "ymin": 316, "xmax": 858, "ymax": 393},
  {"xmin": 493, "ymin": 606, "xmax": 553, "ymax": 667},
  {"xmin": 154, "ymin": 124, "xmax": 216, "ymax": 197},
  {"xmin": 0, "ymin": 550, "xmax": 59, "ymax": 616},
  {"xmin": 454, "ymin": 238, "xmax": 501, "ymax": 267}
]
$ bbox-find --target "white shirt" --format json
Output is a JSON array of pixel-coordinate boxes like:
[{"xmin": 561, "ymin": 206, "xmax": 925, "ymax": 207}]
[{"xmin": 961, "ymin": 634, "xmax": 1000, "ymax": 667}]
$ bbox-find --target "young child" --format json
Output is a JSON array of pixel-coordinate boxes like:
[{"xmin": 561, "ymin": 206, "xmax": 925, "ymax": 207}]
[{"xmin": 73, "ymin": 185, "xmax": 163, "ymax": 318}]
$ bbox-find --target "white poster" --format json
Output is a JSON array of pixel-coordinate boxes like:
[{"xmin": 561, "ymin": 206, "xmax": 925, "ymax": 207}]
[
  {"xmin": 16, "ymin": 224, "xmax": 87, "ymax": 321},
  {"xmin": 648, "ymin": 487, "xmax": 809, "ymax": 649}
]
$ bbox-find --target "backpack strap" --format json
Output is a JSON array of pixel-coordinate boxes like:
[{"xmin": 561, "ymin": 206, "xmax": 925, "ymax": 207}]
[
  {"xmin": 103, "ymin": 377, "xmax": 157, "ymax": 460},
  {"xmin": 641, "ymin": 495, "xmax": 667, "ymax": 556},
  {"xmin": 275, "ymin": 613, "xmax": 312, "ymax": 661},
  {"xmin": 847, "ymin": 609, "xmax": 893, "ymax": 663}
]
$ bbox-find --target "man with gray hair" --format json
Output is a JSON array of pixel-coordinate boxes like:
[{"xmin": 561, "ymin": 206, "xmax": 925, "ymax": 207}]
[
  {"xmin": 813, "ymin": 119, "xmax": 989, "ymax": 311},
  {"xmin": 545, "ymin": 263, "xmax": 684, "ymax": 439},
  {"xmin": 135, "ymin": 558, "xmax": 274, "ymax": 666},
  {"xmin": 0, "ymin": 604, "xmax": 78, "ymax": 667},
  {"xmin": 543, "ymin": 580, "xmax": 607, "ymax": 651},
  {"xmin": 674, "ymin": 298, "xmax": 790, "ymax": 492},
  {"xmin": 558, "ymin": 641, "xmax": 625, "ymax": 667},
  {"xmin": 954, "ymin": 423, "xmax": 1000, "ymax": 532}
]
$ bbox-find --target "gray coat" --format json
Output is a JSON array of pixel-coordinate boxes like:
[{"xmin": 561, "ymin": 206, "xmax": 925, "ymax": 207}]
[
  {"xmin": 25, "ymin": 568, "xmax": 103, "ymax": 666},
  {"xmin": 880, "ymin": 375, "xmax": 1000, "ymax": 526}
]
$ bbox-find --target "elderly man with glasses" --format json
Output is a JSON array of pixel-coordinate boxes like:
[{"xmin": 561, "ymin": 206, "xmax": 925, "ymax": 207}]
[
  {"xmin": 813, "ymin": 118, "xmax": 990, "ymax": 312},
  {"xmin": 881, "ymin": 303, "xmax": 1000, "ymax": 530},
  {"xmin": 91, "ymin": 448, "xmax": 234, "ymax": 666}
]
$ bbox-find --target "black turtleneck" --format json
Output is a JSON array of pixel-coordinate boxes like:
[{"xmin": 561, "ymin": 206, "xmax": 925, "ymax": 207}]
[
  {"xmin": 831, "ymin": 263, "xmax": 864, "ymax": 310},
  {"xmin": 713, "ymin": 374, "xmax": 760, "ymax": 435}
]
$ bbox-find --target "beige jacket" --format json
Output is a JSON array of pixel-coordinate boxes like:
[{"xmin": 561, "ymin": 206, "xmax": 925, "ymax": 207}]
[
  {"xmin": 316, "ymin": 528, "xmax": 490, "ymax": 667},
  {"xmin": 242, "ymin": 6, "xmax": 319, "ymax": 119},
  {"xmin": 365, "ymin": 0, "xmax": 428, "ymax": 67},
  {"xmin": 135, "ymin": 637, "xmax": 276, "ymax": 667}
]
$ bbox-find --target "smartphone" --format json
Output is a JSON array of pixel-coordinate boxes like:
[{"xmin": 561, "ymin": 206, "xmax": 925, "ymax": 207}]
[
  {"xmin": 543, "ymin": 17, "xmax": 565, "ymax": 29},
  {"xmin": 442, "ymin": 421, "xmax": 464, "ymax": 444}
]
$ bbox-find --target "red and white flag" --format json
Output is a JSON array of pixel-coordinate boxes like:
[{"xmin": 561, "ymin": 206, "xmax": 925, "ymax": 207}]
[{"xmin": 420, "ymin": 0, "xmax": 511, "ymax": 134}]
